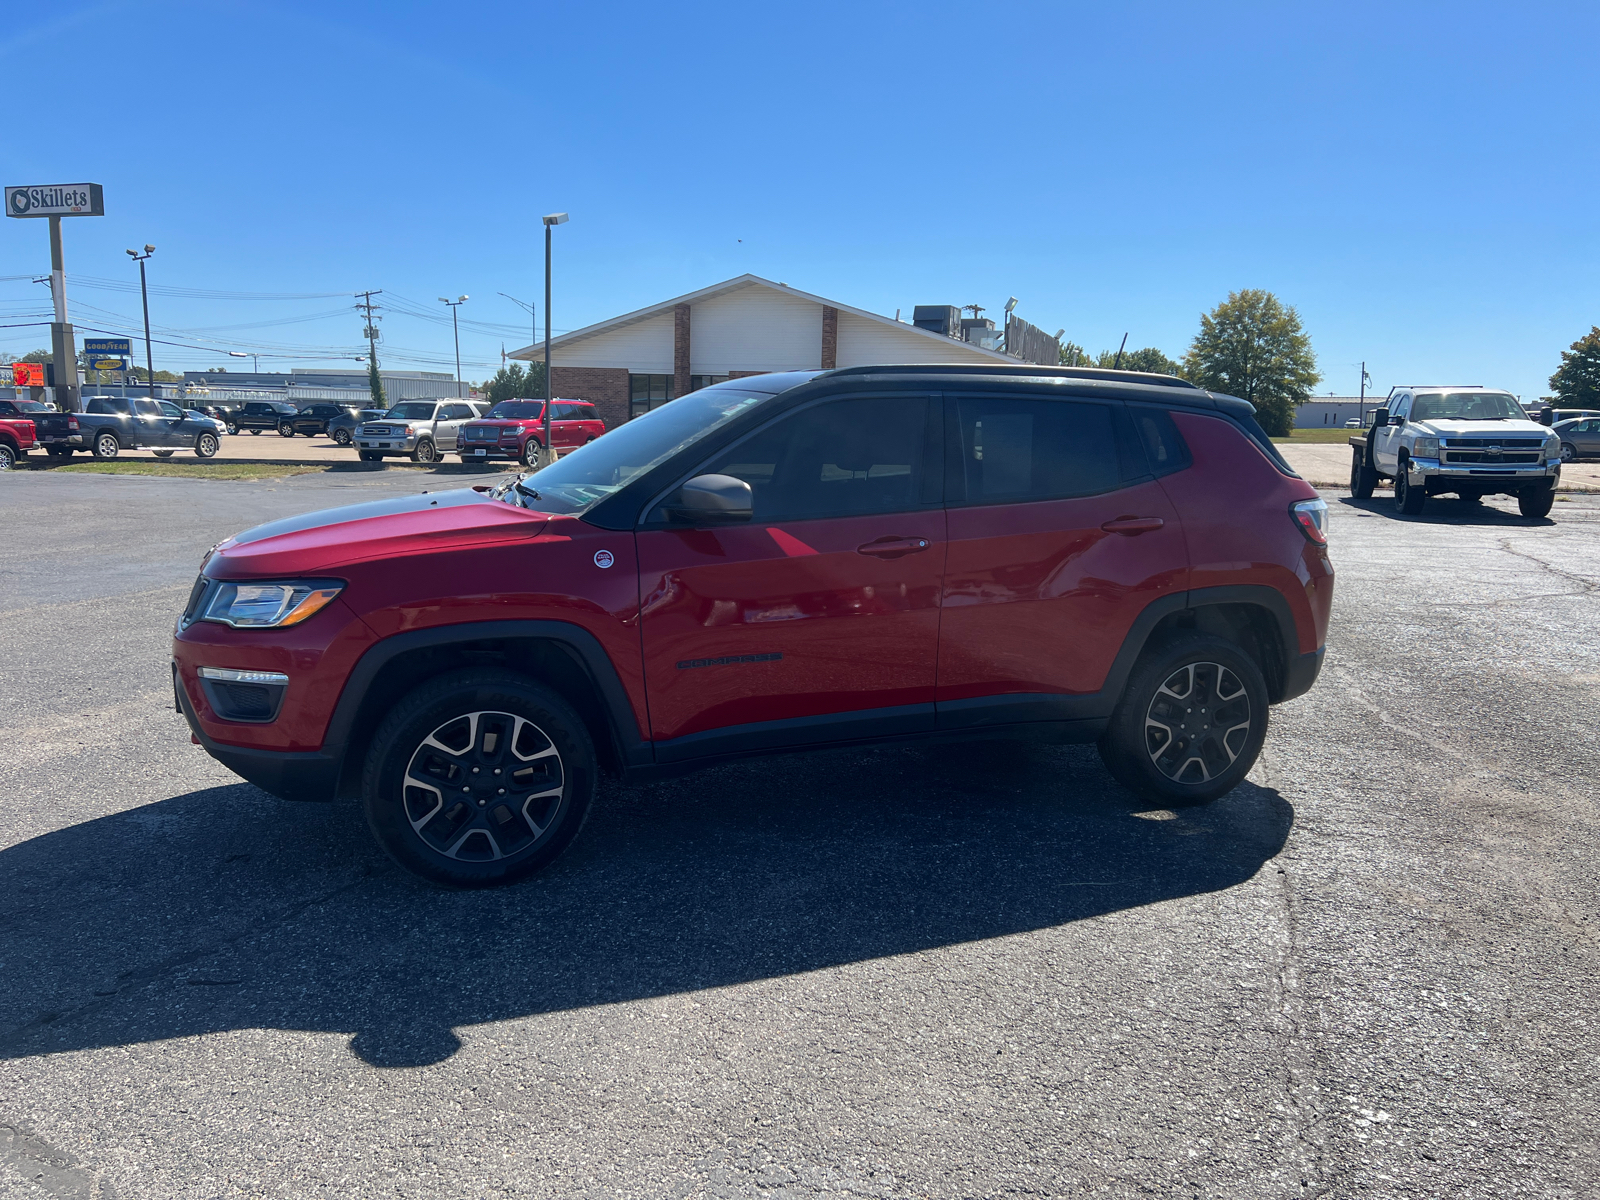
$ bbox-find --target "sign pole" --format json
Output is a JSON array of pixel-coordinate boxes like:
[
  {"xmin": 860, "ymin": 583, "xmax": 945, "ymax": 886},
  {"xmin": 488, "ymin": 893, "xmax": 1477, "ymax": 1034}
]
[{"xmin": 47, "ymin": 215, "xmax": 80, "ymax": 413}]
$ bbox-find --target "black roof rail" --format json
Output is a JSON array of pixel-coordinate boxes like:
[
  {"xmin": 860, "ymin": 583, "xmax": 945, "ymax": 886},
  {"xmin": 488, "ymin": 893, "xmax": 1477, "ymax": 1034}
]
[{"xmin": 819, "ymin": 363, "xmax": 1202, "ymax": 391}]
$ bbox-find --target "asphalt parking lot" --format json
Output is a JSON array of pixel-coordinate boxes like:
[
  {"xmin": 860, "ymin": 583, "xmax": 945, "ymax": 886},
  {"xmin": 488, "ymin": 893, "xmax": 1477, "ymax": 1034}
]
[{"xmin": 2, "ymin": 472, "xmax": 1598, "ymax": 1199}]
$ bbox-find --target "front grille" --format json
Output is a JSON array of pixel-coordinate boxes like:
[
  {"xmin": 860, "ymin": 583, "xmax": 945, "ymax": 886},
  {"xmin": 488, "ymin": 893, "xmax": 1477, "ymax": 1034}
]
[
  {"xmin": 1443, "ymin": 450, "xmax": 1541, "ymax": 464},
  {"xmin": 464, "ymin": 426, "xmax": 497, "ymax": 441},
  {"xmin": 1443, "ymin": 438, "xmax": 1543, "ymax": 447},
  {"xmin": 363, "ymin": 425, "xmax": 395, "ymax": 437}
]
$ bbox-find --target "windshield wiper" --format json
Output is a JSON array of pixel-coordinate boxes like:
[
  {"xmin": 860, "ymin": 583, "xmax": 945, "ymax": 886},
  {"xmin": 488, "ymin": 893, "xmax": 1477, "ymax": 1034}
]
[{"xmin": 513, "ymin": 478, "xmax": 542, "ymax": 502}]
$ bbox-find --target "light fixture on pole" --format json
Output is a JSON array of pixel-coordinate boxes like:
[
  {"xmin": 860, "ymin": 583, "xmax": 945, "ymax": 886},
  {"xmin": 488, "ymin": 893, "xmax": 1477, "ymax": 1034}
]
[
  {"xmin": 126, "ymin": 245, "xmax": 156, "ymax": 396},
  {"xmin": 439, "ymin": 295, "xmax": 468, "ymax": 397},
  {"xmin": 539, "ymin": 213, "xmax": 568, "ymax": 468},
  {"xmin": 228, "ymin": 350, "xmax": 261, "ymax": 373},
  {"xmin": 1002, "ymin": 297, "xmax": 1018, "ymax": 355},
  {"xmin": 498, "ymin": 292, "xmax": 536, "ymax": 354}
]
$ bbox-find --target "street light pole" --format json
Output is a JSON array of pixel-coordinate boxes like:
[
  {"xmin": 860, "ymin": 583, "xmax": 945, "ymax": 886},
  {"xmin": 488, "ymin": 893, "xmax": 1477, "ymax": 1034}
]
[
  {"xmin": 438, "ymin": 296, "xmax": 468, "ymax": 397},
  {"xmin": 126, "ymin": 245, "xmax": 156, "ymax": 397},
  {"xmin": 497, "ymin": 293, "xmax": 535, "ymax": 353},
  {"xmin": 540, "ymin": 213, "xmax": 568, "ymax": 468}
]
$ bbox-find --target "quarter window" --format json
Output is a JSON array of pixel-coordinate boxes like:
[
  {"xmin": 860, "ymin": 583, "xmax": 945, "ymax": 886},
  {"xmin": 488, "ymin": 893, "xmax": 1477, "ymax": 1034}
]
[{"xmin": 953, "ymin": 396, "xmax": 1123, "ymax": 503}]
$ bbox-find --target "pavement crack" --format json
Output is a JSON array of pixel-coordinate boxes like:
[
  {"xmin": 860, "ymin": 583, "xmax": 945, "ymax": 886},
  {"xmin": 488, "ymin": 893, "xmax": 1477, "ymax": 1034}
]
[
  {"xmin": 0, "ymin": 871, "xmax": 373, "ymax": 1056},
  {"xmin": 1494, "ymin": 538, "xmax": 1600, "ymax": 596},
  {"xmin": 1269, "ymin": 864, "xmax": 1335, "ymax": 1197}
]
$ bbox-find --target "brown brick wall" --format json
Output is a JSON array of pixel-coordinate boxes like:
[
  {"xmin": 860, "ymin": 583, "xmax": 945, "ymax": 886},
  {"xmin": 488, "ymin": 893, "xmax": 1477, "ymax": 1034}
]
[
  {"xmin": 551, "ymin": 366, "xmax": 630, "ymax": 430},
  {"xmin": 674, "ymin": 304, "xmax": 691, "ymax": 401},
  {"xmin": 821, "ymin": 305, "xmax": 838, "ymax": 370}
]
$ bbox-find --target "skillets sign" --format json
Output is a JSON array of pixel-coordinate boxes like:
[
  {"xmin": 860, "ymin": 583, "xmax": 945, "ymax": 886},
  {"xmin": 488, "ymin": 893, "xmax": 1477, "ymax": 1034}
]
[{"xmin": 5, "ymin": 184, "xmax": 104, "ymax": 217}]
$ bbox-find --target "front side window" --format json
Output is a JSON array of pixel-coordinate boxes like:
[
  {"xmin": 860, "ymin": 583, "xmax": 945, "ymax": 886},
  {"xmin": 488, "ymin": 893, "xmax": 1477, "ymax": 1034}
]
[
  {"xmin": 691, "ymin": 395, "xmax": 931, "ymax": 522},
  {"xmin": 159, "ymin": 401, "xmax": 185, "ymax": 418},
  {"xmin": 385, "ymin": 402, "xmax": 438, "ymax": 420},
  {"xmin": 1410, "ymin": 391, "xmax": 1526, "ymax": 422},
  {"xmin": 492, "ymin": 384, "xmax": 775, "ymax": 516},
  {"xmin": 489, "ymin": 401, "xmax": 544, "ymax": 420},
  {"xmin": 954, "ymin": 396, "xmax": 1122, "ymax": 504}
]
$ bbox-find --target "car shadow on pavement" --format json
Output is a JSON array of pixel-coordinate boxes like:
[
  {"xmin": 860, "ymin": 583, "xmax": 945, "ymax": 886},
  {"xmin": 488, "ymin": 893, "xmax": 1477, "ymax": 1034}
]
[
  {"xmin": 0, "ymin": 742, "xmax": 1292, "ymax": 1069},
  {"xmin": 1337, "ymin": 495, "xmax": 1554, "ymax": 526}
]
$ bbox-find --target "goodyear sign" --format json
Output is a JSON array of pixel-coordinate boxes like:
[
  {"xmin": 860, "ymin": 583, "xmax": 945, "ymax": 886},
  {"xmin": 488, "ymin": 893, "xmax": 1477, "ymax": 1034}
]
[
  {"xmin": 84, "ymin": 337, "xmax": 131, "ymax": 355},
  {"xmin": 5, "ymin": 184, "xmax": 104, "ymax": 218}
]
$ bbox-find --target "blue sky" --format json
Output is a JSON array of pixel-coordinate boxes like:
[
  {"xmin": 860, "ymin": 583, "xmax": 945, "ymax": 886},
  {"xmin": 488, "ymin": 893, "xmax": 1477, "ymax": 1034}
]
[{"xmin": 2, "ymin": 0, "xmax": 1595, "ymax": 400}]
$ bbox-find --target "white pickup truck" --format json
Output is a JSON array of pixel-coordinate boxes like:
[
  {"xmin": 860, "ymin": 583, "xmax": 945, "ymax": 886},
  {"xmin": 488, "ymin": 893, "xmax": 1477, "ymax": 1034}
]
[{"xmin": 1348, "ymin": 386, "xmax": 1562, "ymax": 518}]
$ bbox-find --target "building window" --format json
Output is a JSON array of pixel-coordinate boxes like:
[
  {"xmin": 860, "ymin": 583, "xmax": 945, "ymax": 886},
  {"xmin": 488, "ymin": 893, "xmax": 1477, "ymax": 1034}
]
[
  {"xmin": 629, "ymin": 374, "xmax": 673, "ymax": 420},
  {"xmin": 690, "ymin": 374, "xmax": 729, "ymax": 392}
]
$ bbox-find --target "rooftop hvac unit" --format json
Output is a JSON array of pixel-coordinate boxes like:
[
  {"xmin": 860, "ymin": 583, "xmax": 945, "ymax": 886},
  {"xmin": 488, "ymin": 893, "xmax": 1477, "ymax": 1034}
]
[{"xmin": 912, "ymin": 305, "xmax": 961, "ymax": 337}]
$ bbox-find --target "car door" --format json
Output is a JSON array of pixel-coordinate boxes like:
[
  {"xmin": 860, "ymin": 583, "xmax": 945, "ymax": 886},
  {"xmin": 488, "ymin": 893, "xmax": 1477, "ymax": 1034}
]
[
  {"xmin": 934, "ymin": 392, "xmax": 1188, "ymax": 729},
  {"xmin": 157, "ymin": 400, "xmax": 198, "ymax": 447},
  {"xmin": 1576, "ymin": 418, "xmax": 1600, "ymax": 456},
  {"xmin": 1373, "ymin": 393, "xmax": 1408, "ymax": 472},
  {"xmin": 435, "ymin": 403, "xmax": 469, "ymax": 447},
  {"xmin": 636, "ymin": 391, "xmax": 945, "ymax": 757}
]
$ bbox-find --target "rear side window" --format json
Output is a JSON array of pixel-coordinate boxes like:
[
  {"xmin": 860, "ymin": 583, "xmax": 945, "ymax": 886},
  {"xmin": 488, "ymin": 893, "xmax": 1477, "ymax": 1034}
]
[
  {"xmin": 951, "ymin": 396, "xmax": 1123, "ymax": 504},
  {"xmin": 1228, "ymin": 410, "xmax": 1297, "ymax": 476},
  {"xmin": 1127, "ymin": 405, "xmax": 1192, "ymax": 478}
]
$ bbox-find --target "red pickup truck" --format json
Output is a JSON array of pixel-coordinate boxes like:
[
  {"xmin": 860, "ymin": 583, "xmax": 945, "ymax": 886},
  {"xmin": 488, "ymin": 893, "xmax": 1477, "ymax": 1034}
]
[{"xmin": 0, "ymin": 416, "xmax": 37, "ymax": 469}]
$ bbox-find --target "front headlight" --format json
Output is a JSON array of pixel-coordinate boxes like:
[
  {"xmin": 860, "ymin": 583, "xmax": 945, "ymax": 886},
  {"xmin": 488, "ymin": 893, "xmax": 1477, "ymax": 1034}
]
[
  {"xmin": 199, "ymin": 580, "xmax": 343, "ymax": 628},
  {"xmin": 1547, "ymin": 435, "xmax": 1562, "ymax": 461},
  {"xmin": 1413, "ymin": 436, "xmax": 1440, "ymax": 458}
]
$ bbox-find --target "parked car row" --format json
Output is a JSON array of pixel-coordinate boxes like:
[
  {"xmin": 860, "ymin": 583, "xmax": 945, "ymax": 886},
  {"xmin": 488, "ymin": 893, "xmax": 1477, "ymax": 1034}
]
[{"xmin": 352, "ymin": 398, "xmax": 607, "ymax": 464}]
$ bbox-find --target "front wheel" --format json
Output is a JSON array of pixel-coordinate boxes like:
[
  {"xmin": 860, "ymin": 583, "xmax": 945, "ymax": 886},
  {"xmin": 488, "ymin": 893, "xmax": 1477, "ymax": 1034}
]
[
  {"xmin": 1519, "ymin": 485, "xmax": 1556, "ymax": 519},
  {"xmin": 411, "ymin": 439, "xmax": 438, "ymax": 464},
  {"xmin": 1097, "ymin": 634, "xmax": 1270, "ymax": 807},
  {"xmin": 359, "ymin": 450, "xmax": 382, "ymax": 462},
  {"xmin": 1350, "ymin": 450, "xmax": 1377, "ymax": 499},
  {"xmin": 0, "ymin": 444, "xmax": 14, "ymax": 470},
  {"xmin": 93, "ymin": 432, "xmax": 120, "ymax": 460},
  {"xmin": 1395, "ymin": 466, "xmax": 1426, "ymax": 515},
  {"xmin": 332, "ymin": 428, "xmax": 352, "ymax": 446},
  {"xmin": 194, "ymin": 432, "xmax": 219, "ymax": 459},
  {"xmin": 226, "ymin": 423, "xmax": 239, "ymax": 435},
  {"xmin": 362, "ymin": 670, "xmax": 596, "ymax": 887},
  {"xmin": 520, "ymin": 438, "xmax": 542, "ymax": 467},
  {"xmin": 249, "ymin": 428, "xmax": 261, "ymax": 436},
  {"xmin": 279, "ymin": 423, "xmax": 295, "ymax": 437}
]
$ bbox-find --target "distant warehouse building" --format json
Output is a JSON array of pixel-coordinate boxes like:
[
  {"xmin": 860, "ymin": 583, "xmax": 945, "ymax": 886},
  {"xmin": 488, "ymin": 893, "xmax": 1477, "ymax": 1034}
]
[
  {"xmin": 509, "ymin": 275, "xmax": 1026, "ymax": 429},
  {"xmin": 181, "ymin": 367, "xmax": 459, "ymax": 405},
  {"xmin": 1297, "ymin": 396, "xmax": 1378, "ymax": 428}
]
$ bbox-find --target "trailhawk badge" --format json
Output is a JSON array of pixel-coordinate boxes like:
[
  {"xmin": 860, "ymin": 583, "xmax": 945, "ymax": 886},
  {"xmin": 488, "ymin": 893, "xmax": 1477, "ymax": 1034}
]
[{"xmin": 593, "ymin": 549, "xmax": 615, "ymax": 569}]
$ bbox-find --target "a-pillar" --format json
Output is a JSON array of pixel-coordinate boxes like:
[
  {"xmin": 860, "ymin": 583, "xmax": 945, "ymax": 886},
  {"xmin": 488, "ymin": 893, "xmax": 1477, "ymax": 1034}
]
[
  {"xmin": 821, "ymin": 306, "xmax": 838, "ymax": 370},
  {"xmin": 674, "ymin": 303, "xmax": 691, "ymax": 398}
]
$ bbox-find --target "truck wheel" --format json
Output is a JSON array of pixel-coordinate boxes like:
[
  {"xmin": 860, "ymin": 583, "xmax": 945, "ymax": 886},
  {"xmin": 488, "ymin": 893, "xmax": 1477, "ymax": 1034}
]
[
  {"xmin": 1349, "ymin": 450, "xmax": 1377, "ymax": 499},
  {"xmin": 152, "ymin": 449, "xmax": 175, "ymax": 458},
  {"xmin": 279, "ymin": 423, "xmax": 295, "ymax": 437},
  {"xmin": 226, "ymin": 422, "xmax": 239, "ymax": 435},
  {"xmin": 1561, "ymin": 442, "xmax": 1576, "ymax": 464},
  {"xmin": 1097, "ymin": 634, "xmax": 1269, "ymax": 807},
  {"xmin": 194, "ymin": 432, "xmax": 220, "ymax": 459},
  {"xmin": 362, "ymin": 669, "xmax": 595, "ymax": 888},
  {"xmin": 1394, "ymin": 467, "xmax": 1426, "ymax": 515},
  {"xmin": 332, "ymin": 428, "xmax": 352, "ymax": 446},
  {"xmin": 411, "ymin": 439, "xmax": 438, "ymax": 464},
  {"xmin": 0, "ymin": 444, "xmax": 14, "ymax": 470},
  {"xmin": 1519, "ymin": 485, "xmax": 1555, "ymax": 519},
  {"xmin": 93, "ymin": 432, "xmax": 120, "ymax": 460}
]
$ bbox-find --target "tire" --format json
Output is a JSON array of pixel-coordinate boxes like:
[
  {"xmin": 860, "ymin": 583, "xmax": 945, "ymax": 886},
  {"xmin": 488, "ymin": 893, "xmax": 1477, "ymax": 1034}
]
[
  {"xmin": 1519, "ymin": 485, "xmax": 1555, "ymax": 519},
  {"xmin": 226, "ymin": 423, "xmax": 239, "ymax": 436},
  {"xmin": 194, "ymin": 432, "xmax": 219, "ymax": 459},
  {"xmin": 152, "ymin": 449, "xmax": 175, "ymax": 458},
  {"xmin": 520, "ymin": 438, "xmax": 541, "ymax": 467},
  {"xmin": 249, "ymin": 428, "xmax": 261, "ymax": 436},
  {"xmin": 1349, "ymin": 450, "xmax": 1377, "ymax": 499},
  {"xmin": 359, "ymin": 450, "xmax": 382, "ymax": 462},
  {"xmin": 1395, "ymin": 465, "xmax": 1426, "ymax": 515},
  {"xmin": 1561, "ymin": 442, "xmax": 1576, "ymax": 464},
  {"xmin": 0, "ymin": 443, "xmax": 14, "ymax": 471},
  {"xmin": 362, "ymin": 669, "xmax": 596, "ymax": 888},
  {"xmin": 332, "ymin": 428, "xmax": 352, "ymax": 446},
  {"xmin": 92, "ymin": 431, "xmax": 120, "ymax": 460},
  {"xmin": 279, "ymin": 423, "xmax": 295, "ymax": 437},
  {"xmin": 411, "ymin": 438, "xmax": 438, "ymax": 464},
  {"xmin": 1097, "ymin": 634, "xmax": 1270, "ymax": 807},
  {"xmin": 46, "ymin": 446, "xmax": 73, "ymax": 459}
]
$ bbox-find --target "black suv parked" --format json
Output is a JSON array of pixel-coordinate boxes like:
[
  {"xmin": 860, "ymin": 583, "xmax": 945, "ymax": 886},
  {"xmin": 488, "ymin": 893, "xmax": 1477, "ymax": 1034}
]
[
  {"xmin": 281, "ymin": 403, "xmax": 361, "ymax": 437},
  {"xmin": 234, "ymin": 401, "xmax": 300, "ymax": 435}
]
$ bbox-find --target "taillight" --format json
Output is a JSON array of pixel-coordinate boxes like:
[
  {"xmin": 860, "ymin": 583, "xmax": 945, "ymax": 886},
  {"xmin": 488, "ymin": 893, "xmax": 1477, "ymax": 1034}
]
[
  {"xmin": 68, "ymin": 416, "xmax": 80, "ymax": 430},
  {"xmin": 1291, "ymin": 498, "xmax": 1328, "ymax": 545}
]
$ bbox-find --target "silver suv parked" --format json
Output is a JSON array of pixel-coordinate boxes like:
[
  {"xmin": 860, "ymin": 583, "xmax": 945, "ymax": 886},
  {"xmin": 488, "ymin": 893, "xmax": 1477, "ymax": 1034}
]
[{"xmin": 356, "ymin": 400, "xmax": 487, "ymax": 463}]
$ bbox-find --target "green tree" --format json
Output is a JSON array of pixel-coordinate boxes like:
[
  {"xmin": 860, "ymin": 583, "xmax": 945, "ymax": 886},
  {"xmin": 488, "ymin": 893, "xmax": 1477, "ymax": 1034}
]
[
  {"xmin": 1182, "ymin": 290, "xmax": 1319, "ymax": 436},
  {"xmin": 367, "ymin": 359, "xmax": 387, "ymax": 409},
  {"xmin": 21, "ymin": 348, "xmax": 52, "ymax": 363},
  {"xmin": 1059, "ymin": 341, "xmax": 1089, "ymax": 366},
  {"xmin": 1549, "ymin": 326, "xmax": 1600, "ymax": 407},
  {"xmin": 1093, "ymin": 347, "xmax": 1181, "ymax": 375},
  {"xmin": 482, "ymin": 362, "xmax": 548, "ymax": 404}
]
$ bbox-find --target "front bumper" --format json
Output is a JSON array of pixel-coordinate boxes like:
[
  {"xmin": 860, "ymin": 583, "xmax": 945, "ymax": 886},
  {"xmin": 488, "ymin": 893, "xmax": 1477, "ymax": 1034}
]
[
  {"xmin": 457, "ymin": 442, "xmax": 519, "ymax": 460},
  {"xmin": 1407, "ymin": 458, "xmax": 1559, "ymax": 487},
  {"xmin": 357, "ymin": 433, "xmax": 418, "ymax": 452},
  {"xmin": 174, "ymin": 664, "xmax": 342, "ymax": 801}
]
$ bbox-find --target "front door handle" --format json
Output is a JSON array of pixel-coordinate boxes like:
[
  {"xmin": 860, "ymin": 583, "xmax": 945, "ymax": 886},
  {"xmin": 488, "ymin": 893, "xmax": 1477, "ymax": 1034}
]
[
  {"xmin": 857, "ymin": 536, "xmax": 932, "ymax": 559},
  {"xmin": 1100, "ymin": 516, "xmax": 1165, "ymax": 535}
]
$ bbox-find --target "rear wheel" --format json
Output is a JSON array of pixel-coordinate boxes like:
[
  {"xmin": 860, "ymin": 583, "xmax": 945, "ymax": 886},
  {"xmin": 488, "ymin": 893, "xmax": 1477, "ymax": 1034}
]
[
  {"xmin": 1519, "ymin": 485, "xmax": 1556, "ymax": 519},
  {"xmin": 1395, "ymin": 466, "xmax": 1426, "ymax": 515},
  {"xmin": 1098, "ymin": 634, "xmax": 1270, "ymax": 807},
  {"xmin": 1560, "ymin": 442, "xmax": 1576, "ymax": 464},
  {"xmin": 362, "ymin": 670, "xmax": 595, "ymax": 887},
  {"xmin": 194, "ymin": 431, "xmax": 219, "ymax": 459},
  {"xmin": 93, "ymin": 432, "xmax": 120, "ymax": 460},
  {"xmin": 226, "ymin": 422, "xmax": 239, "ymax": 435},
  {"xmin": 279, "ymin": 423, "xmax": 295, "ymax": 437},
  {"xmin": 1350, "ymin": 450, "xmax": 1377, "ymax": 499}
]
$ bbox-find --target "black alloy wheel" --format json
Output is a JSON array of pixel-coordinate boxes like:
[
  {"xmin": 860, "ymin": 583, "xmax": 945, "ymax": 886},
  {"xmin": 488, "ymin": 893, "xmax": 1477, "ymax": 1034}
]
[
  {"xmin": 1098, "ymin": 634, "xmax": 1269, "ymax": 807},
  {"xmin": 93, "ymin": 432, "xmax": 120, "ymax": 460},
  {"xmin": 194, "ymin": 432, "xmax": 220, "ymax": 459},
  {"xmin": 1394, "ymin": 466, "xmax": 1426, "ymax": 515},
  {"xmin": 363, "ymin": 670, "xmax": 595, "ymax": 887}
]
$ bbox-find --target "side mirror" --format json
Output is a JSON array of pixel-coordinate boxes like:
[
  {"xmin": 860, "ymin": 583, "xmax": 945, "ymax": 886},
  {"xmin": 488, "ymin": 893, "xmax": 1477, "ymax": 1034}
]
[
  {"xmin": 667, "ymin": 473, "xmax": 753, "ymax": 523},
  {"xmin": 1539, "ymin": 407, "xmax": 1554, "ymax": 427},
  {"xmin": 1389, "ymin": 414, "xmax": 1405, "ymax": 426},
  {"xmin": 1372, "ymin": 407, "xmax": 1389, "ymax": 428}
]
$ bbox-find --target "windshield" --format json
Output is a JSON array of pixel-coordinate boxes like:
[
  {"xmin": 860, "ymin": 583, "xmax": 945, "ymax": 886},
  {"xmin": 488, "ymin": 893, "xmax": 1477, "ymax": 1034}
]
[
  {"xmin": 491, "ymin": 386, "xmax": 777, "ymax": 515},
  {"xmin": 12, "ymin": 400, "xmax": 50, "ymax": 413},
  {"xmin": 489, "ymin": 400, "xmax": 544, "ymax": 420},
  {"xmin": 384, "ymin": 402, "xmax": 438, "ymax": 419},
  {"xmin": 1410, "ymin": 392, "xmax": 1525, "ymax": 422}
]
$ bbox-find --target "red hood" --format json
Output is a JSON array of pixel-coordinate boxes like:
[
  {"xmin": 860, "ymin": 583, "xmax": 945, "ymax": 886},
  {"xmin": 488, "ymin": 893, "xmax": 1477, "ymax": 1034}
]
[{"xmin": 208, "ymin": 488, "xmax": 550, "ymax": 578}]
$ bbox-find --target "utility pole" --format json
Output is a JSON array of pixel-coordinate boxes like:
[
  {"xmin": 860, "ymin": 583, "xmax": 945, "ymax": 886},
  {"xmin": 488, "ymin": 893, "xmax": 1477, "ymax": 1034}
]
[
  {"xmin": 540, "ymin": 212, "xmax": 569, "ymax": 469},
  {"xmin": 356, "ymin": 290, "xmax": 384, "ymax": 407},
  {"xmin": 1358, "ymin": 361, "xmax": 1370, "ymax": 424},
  {"xmin": 127, "ymin": 245, "xmax": 156, "ymax": 397},
  {"xmin": 439, "ymin": 296, "xmax": 468, "ymax": 397}
]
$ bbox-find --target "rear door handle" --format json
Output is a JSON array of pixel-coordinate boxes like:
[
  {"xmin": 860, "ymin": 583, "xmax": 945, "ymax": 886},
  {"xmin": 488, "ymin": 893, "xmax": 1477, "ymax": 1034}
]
[
  {"xmin": 857, "ymin": 536, "xmax": 932, "ymax": 558},
  {"xmin": 1100, "ymin": 517, "xmax": 1165, "ymax": 535}
]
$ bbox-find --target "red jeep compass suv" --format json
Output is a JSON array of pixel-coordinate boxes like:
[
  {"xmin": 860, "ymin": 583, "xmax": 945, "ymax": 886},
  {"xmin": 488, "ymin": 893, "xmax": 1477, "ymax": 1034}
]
[{"xmin": 173, "ymin": 366, "xmax": 1333, "ymax": 887}]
